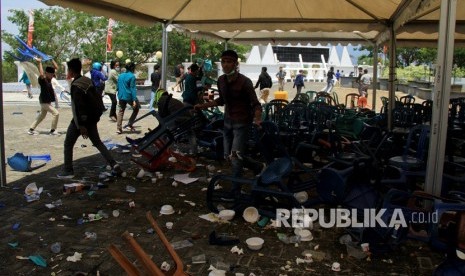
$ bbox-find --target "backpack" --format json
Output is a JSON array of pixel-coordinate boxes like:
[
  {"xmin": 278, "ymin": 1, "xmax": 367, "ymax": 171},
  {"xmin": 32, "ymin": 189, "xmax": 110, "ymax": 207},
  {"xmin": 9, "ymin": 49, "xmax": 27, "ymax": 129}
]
[
  {"xmin": 72, "ymin": 76, "xmax": 105, "ymax": 122},
  {"xmin": 263, "ymin": 74, "xmax": 272, "ymax": 88},
  {"xmin": 152, "ymin": 88, "xmax": 166, "ymax": 109}
]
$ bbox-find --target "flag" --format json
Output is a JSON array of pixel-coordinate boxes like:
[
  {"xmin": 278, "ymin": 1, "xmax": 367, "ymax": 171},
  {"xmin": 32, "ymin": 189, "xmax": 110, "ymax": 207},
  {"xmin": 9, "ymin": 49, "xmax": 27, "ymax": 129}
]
[
  {"xmin": 106, "ymin": 18, "xmax": 115, "ymax": 52},
  {"xmin": 27, "ymin": 10, "xmax": 34, "ymax": 47},
  {"xmin": 190, "ymin": 39, "xmax": 197, "ymax": 55}
]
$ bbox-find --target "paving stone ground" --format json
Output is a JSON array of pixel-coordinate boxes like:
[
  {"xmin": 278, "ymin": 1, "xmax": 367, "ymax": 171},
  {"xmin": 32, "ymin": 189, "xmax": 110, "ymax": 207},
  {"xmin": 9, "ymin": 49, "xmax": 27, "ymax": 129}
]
[{"xmin": 0, "ymin": 84, "xmax": 445, "ymax": 275}]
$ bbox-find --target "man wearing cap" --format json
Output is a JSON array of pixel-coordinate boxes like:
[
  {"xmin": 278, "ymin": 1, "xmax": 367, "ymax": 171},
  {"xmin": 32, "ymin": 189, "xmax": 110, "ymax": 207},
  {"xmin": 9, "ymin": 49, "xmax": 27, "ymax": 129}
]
[
  {"xmin": 28, "ymin": 58, "xmax": 60, "ymax": 136},
  {"xmin": 195, "ymin": 50, "xmax": 264, "ymax": 190}
]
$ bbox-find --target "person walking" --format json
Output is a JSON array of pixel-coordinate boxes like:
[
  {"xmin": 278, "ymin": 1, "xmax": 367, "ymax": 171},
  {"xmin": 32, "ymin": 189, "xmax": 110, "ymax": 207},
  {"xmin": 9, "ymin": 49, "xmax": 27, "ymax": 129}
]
[
  {"xmin": 276, "ymin": 66, "xmax": 287, "ymax": 91},
  {"xmin": 293, "ymin": 69, "xmax": 305, "ymax": 94},
  {"xmin": 360, "ymin": 69, "xmax": 372, "ymax": 98},
  {"xmin": 182, "ymin": 63, "xmax": 203, "ymax": 106},
  {"xmin": 116, "ymin": 62, "xmax": 140, "ymax": 134},
  {"xmin": 27, "ymin": 58, "xmax": 60, "ymax": 136},
  {"xmin": 255, "ymin": 66, "xmax": 273, "ymax": 103},
  {"xmin": 90, "ymin": 62, "xmax": 107, "ymax": 96},
  {"xmin": 19, "ymin": 71, "xmax": 33, "ymax": 99},
  {"xmin": 149, "ymin": 64, "xmax": 161, "ymax": 111},
  {"xmin": 323, "ymin": 66, "xmax": 335, "ymax": 92},
  {"xmin": 356, "ymin": 66, "xmax": 364, "ymax": 96},
  {"xmin": 335, "ymin": 69, "xmax": 341, "ymax": 87},
  {"xmin": 195, "ymin": 50, "xmax": 264, "ymax": 193},
  {"xmin": 57, "ymin": 58, "xmax": 122, "ymax": 178},
  {"xmin": 104, "ymin": 60, "xmax": 120, "ymax": 121}
]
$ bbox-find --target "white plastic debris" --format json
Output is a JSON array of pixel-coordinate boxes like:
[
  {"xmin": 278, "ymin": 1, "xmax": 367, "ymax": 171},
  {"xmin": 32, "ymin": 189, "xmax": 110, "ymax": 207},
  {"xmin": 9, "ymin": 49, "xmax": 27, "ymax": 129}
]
[
  {"xmin": 230, "ymin": 246, "xmax": 244, "ymax": 255},
  {"xmin": 66, "ymin": 252, "xmax": 82, "ymax": 262}
]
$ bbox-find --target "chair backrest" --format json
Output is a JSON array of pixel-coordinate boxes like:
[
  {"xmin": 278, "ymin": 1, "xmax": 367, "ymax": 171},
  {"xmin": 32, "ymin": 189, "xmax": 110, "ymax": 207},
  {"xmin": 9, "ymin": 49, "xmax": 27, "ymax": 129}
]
[
  {"xmin": 263, "ymin": 101, "xmax": 288, "ymax": 123},
  {"xmin": 345, "ymin": 93, "xmax": 360, "ymax": 109},
  {"xmin": 305, "ymin": 91, "xmax": 318, "ymax": 102},
  {"xmin": 293, "ymin": 93, "xmax": 310, "ymax": 104},
  {"xmin": 315, "ymin": 94, "xmax": 337, "ymax": 106},
  {"xmin": 400, "ymin": 95, "xmax": 415, "ymax": 105},
  {"xmin": 403, "ymin": 124, "xmax": 430, "ymax": 161},
  {"xmin": 279, "ymin": 102, "xmax": 307, "ymax": 131}
]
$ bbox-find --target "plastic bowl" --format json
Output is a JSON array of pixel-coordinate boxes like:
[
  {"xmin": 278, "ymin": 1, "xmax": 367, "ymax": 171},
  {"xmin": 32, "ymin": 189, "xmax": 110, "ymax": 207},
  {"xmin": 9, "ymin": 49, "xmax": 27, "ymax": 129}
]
[
  {"xmin": 218, "ymin": 209, "xmax": 235, "ymax": 221},
  {"xmin": 160, "ymin": 205, "xmax": 175, "ymax": 215},
  {"xmin": 243, "ymin": 207, "xmax": 259, "ymax": 223},
  {"xmin": 246, "ymin": 237, "xmax": 264, "ymax": 250}
]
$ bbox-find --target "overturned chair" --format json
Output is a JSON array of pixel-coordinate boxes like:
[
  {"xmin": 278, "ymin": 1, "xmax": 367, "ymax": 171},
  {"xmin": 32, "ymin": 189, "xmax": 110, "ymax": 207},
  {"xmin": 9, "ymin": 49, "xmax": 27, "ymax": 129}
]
[
  {"xmin": 108, "ymin": 211, "xmax": 191, "ymax": 276},
  {"xmin": 128, "ymin": 106, "xmax": 207, "ymax": 172}
]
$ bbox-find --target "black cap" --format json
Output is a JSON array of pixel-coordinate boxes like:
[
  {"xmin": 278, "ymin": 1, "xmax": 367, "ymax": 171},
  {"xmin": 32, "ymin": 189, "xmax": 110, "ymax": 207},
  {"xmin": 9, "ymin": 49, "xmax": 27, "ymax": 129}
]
[{"xmin": 221, "ymin": 50, "xmax": 238, "ymax": 61}]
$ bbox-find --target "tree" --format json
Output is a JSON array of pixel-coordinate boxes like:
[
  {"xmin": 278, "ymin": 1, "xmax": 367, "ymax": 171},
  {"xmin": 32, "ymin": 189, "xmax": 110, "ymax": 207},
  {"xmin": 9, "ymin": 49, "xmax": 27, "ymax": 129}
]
[{"xmin": 2, "ymin": 7, "xmax": 250, "ymax": 80}]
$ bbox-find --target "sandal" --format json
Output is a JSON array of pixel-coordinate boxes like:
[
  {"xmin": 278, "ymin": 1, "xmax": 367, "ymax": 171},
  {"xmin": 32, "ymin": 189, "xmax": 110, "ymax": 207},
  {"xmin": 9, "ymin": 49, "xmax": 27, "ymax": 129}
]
[{"xmin": 116, "ymin": 129, "xmax": 122, "ymax": 135}]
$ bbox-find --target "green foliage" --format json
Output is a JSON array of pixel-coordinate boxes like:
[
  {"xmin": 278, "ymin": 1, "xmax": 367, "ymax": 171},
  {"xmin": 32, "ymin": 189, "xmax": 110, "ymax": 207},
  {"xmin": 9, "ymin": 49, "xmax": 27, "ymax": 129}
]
[
  {"xmin": 2, "ymin": 61, "xmax": 19, "ymax": 82},
  {"xmin": 2, "ymin": 7, "xmax": 251, "ymax": 79}
]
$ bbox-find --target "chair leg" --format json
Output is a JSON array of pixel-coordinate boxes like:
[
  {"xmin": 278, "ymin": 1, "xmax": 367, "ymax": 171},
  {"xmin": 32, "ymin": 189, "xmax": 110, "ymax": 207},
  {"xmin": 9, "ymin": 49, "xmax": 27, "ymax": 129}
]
[
  {"xmin": 108, "ymin": 244, "xmax": 142, "ymax": 276},
  {"xmin": 146, "ymin": 211, "xmax": 190, "ymax": 276},
  {"xmin": 122, "ymin": 231, "xmax": 165, "ymax": 275}
]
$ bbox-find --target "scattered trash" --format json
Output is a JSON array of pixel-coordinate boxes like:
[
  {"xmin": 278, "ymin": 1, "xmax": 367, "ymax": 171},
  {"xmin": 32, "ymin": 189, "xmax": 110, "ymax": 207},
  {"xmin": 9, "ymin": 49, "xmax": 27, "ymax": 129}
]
[
  {"xmin": 136, "ymin": 169, "xmax": 145, "ymax": 179},
  {"xmin": 66, "ymin": 252, "xmax": 82, "ymax": 262},
  {"xmin": 12, "ymin": 223, "xmax": 21, "ymax": 230},
  {"xmin": 173, "ymin": 173, "xmax": 198, "ymax": 184},
  {"xmin": 172, "ymin": 181, "xmax": 178, "ymax": 187},
  {"xmin": 171, "ymin": 239, "xmax": 193, "ymax": 250},
  {"xmin": 8, "ymin": 242, "xmax": 19, "ymax": 248},
  {"xmin": 209, "ymin": 231, "xmax": 240, "ymax": 246},
  {"xmin": 12, "ymin": 112, "xmax": 23, "ymax": 115},
  {"xmin": 45, "ymin": 199, "xmax": 63, "ymax": 209},
  {"xmin": 24, "ymin": 182, "xmax": 43, "ymax": 202},
  {"xmin": 184, "ymin": 200, "xmax": 196, "ymax": 206},
  {"xmin": 97, "ymin": 210, "xmax": 109, "ymax": 219},
  {"xmin": 28, "ymin": 255, "xmax": 47, "ymax": 267},
  {"xmin": 161, "ymin": 261, "xmax": 171, "ymax": 271},
  {"xmin": 331, "ymin": 262, "xmax": 341, "ymax": 272},
  {"xmin": 166, "ymin": 222, "xmax": 173, "ymax": 229},
  {"xmin": 63, "ymin": 183, "xmax": 85, "ymax": 195},
  {"xmin": 146, "ymin": 228, "xmax": 154, "ymax": 234},
  {"xmin": 126, "ymin": 185, "xmax": 136, "ymax": 193},
  {"xmin": 112, "ymin": 210, "xmax": 120, "ymax": 217},
  {"xmin": 191, "ymin": 254, "xmax": 206, "ymax": 264},
  {"xmin": 129, "ymin": 201, "xmax": 136, "ymax": 208},
  {"xmin": 50, "ymin": 242, "xmax": 61, "ymax": 254},
  {"xmin": 84, "ymin": 232, "xmax": 97, "ymax": 240},
  {"xmin": 230, "ymin": 246, "xmax": 244, "ymax": 255},
  {"xmin": 160, "ymin": 205, "xmax": 175, "ymax": 215}
]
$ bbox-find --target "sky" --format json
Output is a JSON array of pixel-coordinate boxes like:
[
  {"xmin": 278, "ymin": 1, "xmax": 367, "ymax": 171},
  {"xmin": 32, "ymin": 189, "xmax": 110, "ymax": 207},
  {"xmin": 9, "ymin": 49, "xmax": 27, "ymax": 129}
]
[
  {"xmin": 1, "ymin": 0, "xmax": 48, "ymax": 54},
  {"xmin": 1, "ymin": 0, "xmax": 367, "ymax": 62}
]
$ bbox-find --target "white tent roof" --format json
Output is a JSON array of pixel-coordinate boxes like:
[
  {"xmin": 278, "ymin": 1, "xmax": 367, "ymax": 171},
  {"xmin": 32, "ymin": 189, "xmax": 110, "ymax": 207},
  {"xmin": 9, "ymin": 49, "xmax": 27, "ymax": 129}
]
[{"xmin": 40, "ymin": 0, "xmax": 465, "ymax": 46}]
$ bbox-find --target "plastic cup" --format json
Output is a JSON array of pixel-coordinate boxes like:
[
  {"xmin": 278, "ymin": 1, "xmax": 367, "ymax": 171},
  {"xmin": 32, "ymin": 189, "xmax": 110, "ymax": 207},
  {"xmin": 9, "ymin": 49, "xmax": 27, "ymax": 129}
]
[
  {"xmin": 112, "ymin": 209, "xmax": 120, "ymax": 217},
  {"xmin": 361, "ymin": 242, "xmax": 370, "ymax": 252},
  {"xmin": 166, "ymin": 222, "xmax": 173, "ymax": 229},
  {"xmin": 50, "ymin": 242, "xmax": 61, "ymax": 253}
]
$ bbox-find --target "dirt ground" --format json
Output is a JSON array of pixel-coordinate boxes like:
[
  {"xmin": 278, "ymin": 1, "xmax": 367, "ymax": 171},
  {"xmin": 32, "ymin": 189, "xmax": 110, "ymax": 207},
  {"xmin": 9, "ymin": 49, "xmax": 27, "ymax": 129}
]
[{"xmin": 0, "ymin": 86, "xmax": 446, "ymax": 275}]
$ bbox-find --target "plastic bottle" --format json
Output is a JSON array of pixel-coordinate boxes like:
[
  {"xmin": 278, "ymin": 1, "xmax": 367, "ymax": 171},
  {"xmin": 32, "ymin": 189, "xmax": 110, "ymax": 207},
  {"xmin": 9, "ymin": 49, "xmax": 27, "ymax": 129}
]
[
  {"xmin": 85, "ymin": 232, "xmax": 97, "ymax": 240},
  {"xmin": 50, "ymin": 242, "xmax": 61, "ymax": 253}
]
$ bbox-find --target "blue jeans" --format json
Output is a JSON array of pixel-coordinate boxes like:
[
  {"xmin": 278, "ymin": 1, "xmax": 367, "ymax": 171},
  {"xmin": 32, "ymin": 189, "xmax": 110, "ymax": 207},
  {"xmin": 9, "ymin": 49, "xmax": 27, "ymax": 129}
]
[{"xmin": 223, "ymin": 121, "xmax": 262, "ymax": 180}]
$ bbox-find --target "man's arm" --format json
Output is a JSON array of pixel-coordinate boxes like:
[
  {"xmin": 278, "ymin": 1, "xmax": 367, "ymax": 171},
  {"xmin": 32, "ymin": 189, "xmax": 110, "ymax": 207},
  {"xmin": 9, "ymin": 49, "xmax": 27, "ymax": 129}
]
[{"xmin": 36, "ymin": 58, "xmax": 44, "ymax": 76}]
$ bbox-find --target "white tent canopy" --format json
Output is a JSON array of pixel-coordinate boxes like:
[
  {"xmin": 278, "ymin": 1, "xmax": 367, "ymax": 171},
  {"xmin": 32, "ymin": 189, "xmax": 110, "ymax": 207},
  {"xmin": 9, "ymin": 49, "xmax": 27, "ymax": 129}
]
[{"xmin": 39, "ymin": 0, "xmax": 465, "ymax": 46}]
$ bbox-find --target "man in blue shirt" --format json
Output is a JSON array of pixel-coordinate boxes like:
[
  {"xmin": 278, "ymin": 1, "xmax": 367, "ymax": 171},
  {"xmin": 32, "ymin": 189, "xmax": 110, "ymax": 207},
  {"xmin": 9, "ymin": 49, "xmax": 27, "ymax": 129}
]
[{"xmin": 116, "ymin": 62, "xmax": 140, "ymax": 134}]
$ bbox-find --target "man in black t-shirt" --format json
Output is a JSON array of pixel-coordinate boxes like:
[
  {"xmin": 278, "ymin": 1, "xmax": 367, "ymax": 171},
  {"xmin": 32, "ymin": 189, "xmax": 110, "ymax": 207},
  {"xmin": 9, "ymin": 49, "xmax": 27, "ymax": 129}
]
[{"xmin": 28, "ymin": 58, "xmax": 60, "ymax": 136}]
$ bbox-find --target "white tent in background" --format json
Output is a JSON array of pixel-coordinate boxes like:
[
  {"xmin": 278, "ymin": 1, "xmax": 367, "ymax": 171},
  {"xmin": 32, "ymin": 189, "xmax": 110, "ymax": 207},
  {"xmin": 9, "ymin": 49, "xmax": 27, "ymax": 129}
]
[
  {"xmin": 327, "ymin": 46, "xmax": 340, "ymax": 67},
  {"xmin": 261, "ymin": 44, "xmax": 275, "ymax": 64},
  {"xmin": 340, "ymin": 46, "xmax": 353, "ymax": 67},
  {"xmin": 245, "ymin": 46, "xmax": 261, "ymax": 64}
]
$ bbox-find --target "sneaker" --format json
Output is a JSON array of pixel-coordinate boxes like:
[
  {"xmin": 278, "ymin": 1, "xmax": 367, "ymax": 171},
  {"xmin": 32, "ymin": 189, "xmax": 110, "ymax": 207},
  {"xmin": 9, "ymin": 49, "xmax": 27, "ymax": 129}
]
[
  {"xmin": 124, "ymin": 125, "xmax": 136, "ymax": 132},
  {"xmin": 110, "ymin": 116, "xmax": 117, "ymax": 122},
  {"xmin": 27, "ymin": 129, "xmax": 38, "ymax": 135},
  {"xmin": 49, "ymin": 130, "xmax": 61, "ymax": 136},
  {"xmin": 57, "ymin": 170, "xmax": 74, "ymax": 179}
]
